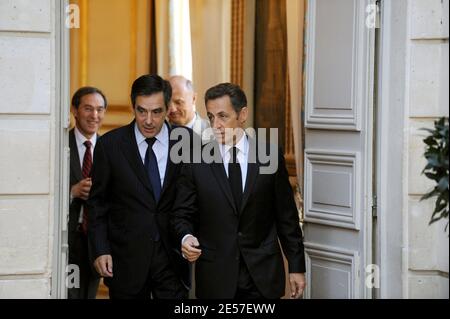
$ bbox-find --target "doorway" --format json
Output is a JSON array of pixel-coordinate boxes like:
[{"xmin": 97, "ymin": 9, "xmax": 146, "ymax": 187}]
[
  {"xmin": 301, "ymin": 0, "xmax": 376, "ymax": 298},
  {"xmin": 64, "ymin": 0, "xmax": 307, "ymax": 299}
]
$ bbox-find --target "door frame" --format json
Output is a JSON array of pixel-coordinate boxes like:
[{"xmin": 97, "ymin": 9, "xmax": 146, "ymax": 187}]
[
  {"xmin": 375, "ymin": 0, "xmax": 408, "ymax": 298},
  {"xmin": 51, "ymin": 0, "xmax": 71, "ymax": 299}
]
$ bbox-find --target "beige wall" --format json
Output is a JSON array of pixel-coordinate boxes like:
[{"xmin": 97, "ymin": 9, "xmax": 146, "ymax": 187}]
[
  {"xmin": 189, "ymin": 0, "xmax": 231, "ymax": 119},
  {"xmin": 70, "ymin": 0, "xmax": 254, "ymax": 130},
  {"xmin": 70, "ymin": 0, "xmax": 150, "ymax": 104},
  {"xmin": 70, "ymin": 0, "xmax": 150, "ymax": 133},
  {"xmin": 406, "ymin": 0, "xmax": 449, "ymax": 298},
  {"xmin": 0, "ymin": 0, "xmax": 57, "ymax": 298}
]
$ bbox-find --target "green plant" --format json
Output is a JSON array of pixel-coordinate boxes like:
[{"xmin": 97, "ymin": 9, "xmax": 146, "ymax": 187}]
[{"xmin": 421, "ymin": 117, "xmax": 449, "ymax": 231}]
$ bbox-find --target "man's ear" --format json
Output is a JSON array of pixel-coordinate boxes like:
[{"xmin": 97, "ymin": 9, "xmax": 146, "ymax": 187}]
[
  {"xmin": 71, "ymin": 105, "xmax": 77, "ymax": 118},
  {"xmin": 239, "ymin": 106, "xmax": 248, "ymax": 124}
]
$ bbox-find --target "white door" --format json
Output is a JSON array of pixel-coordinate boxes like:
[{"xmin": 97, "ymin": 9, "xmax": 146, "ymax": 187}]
[{"xmin": 303, "ymin": 0, "xmax": 375, "ymax": 298}]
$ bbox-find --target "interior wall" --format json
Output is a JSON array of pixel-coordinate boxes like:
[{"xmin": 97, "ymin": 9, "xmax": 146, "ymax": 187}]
[
  {"xmin": 70, "ymin": 0, "xmax": 151, "ymax": 134},
  {"xmin": 155, "ymin": 0, "xmax": 169, "ymax": 78},
  {"xmin": 189, "ymin": 0, "xmax": 231, "ymax": 119}
]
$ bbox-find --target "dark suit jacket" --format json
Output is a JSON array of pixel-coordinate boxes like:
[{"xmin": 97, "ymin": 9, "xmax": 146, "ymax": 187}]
[
  {"xmin": 171, "ymin": 138, "xmax": 306, "ymax": 299},
  {"xmin": 68, "ymin": 129, "xmax": 102, "ymax": 300},
  {"xmin": 69, "ymin": 129, "xmax": 83, "ymax": 251},
  {"xmin": 87, "ymin": 121, "xmax": 191, "ymax": 294},
  {"xmin": 68, "ymin": 129, "xmax": 97, "ymax": 258}
]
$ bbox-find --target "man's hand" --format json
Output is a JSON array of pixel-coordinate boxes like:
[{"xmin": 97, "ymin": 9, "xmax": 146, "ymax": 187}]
[
  {"xmin": 181, "ymin": 236, "xmax": 202, "ymax": 262},
  {"xmin": 289, "ymin": 273, "xmax": 306, "ymax": 299},
  {"xmin": 94, "ymin": 254, "xmax": 113, "ymax": 277},
  {"xmin": 71, "ymin": 178, "xmax": 92, "ymax": 200}
]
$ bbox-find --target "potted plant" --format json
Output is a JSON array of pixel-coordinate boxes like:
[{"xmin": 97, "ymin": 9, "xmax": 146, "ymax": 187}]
[{"xmin": 421, "ymin": 117, "xmax": 449, "ymax": 232}]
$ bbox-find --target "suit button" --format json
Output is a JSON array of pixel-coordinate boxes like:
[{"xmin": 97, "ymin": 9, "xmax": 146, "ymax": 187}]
[
  {"xmin": 235, "ymin": 255, "xmax": 240, "ymax": 261},
  {"xmin": 238, "ymin": 232, "xmax": 242, "ymax": 237}
]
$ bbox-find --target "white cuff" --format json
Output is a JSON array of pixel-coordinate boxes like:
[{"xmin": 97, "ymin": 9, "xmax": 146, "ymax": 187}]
[{"xmin": 181, "ymin": 234, "xmax": 194, "ymax": 246}]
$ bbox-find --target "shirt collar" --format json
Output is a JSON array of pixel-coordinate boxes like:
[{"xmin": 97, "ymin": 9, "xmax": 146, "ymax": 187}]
[
  {"xmin": 220, "ymin": 131, "xmax": 248, "ymax": 159},
  {"xmin": 134, "ymin": 122, "xmax": 169, "ymax": 146},
  {"xmin": 74, "ymin": 126, "xmax": 97, "ymax": 148},
  {"xmin": 185, "ymin": 113, "xmax": 197, "ymax": 129}
]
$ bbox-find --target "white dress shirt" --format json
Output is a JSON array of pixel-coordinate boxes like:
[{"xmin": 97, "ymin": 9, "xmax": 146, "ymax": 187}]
[
  {"xmin": 219, "ymin": 133, "xmax": 249, "ymax": 192},
  {"xmin": 74, "ymin": 127, "xmax": 97, "ymax": 169},
  {"xmin": 185, "ymin": 113, "xmax": 197, "ymax": 130},
  {"xmin": 134, "ymin": 122, "xmax": 169, "ymax": 187}
]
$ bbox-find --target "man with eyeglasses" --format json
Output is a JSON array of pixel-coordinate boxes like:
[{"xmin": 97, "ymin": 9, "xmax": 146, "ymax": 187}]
[{"xmin": 68, "ymin": 86, "xmax": 107, "ymax": 299}]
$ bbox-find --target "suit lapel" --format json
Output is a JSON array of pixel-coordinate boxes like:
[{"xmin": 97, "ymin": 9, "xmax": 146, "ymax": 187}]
[
  {"xmin": 241, "ymin": 162, "xmax": 258, "ymax": 213},
  {"xmin": 160, "ymin": 122, "xmax": 176, "ymax": 200},
  {"xmin": 120, "ymin": 121, "xmax": 154, "ymax": 195},
  {"xmin": 240, "ymin": 137, "xmax": 259, "ymax": 214},
  {"xmin": 208, "ymin": 142, "xmax": 238, "ymax": 214},
  {"xmin": 69, "ymin": 129, "xmax": 83, "ymax": 181}
]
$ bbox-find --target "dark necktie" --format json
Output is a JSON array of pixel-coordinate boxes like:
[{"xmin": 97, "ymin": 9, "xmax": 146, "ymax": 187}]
[
  {"xmin": 144, "ymin": 137, "xmax": 161, "ymax": 241},
  {"xmin": 228, "ymin": 146, "xmax": 243, "ymax": 212},
  {"xmin": 81, "ymin": 140, "xmax": 92, "ymax": 234},
  {"xmin": 145, "ymin": 137, "xmax": 162, "ymax": 202}
]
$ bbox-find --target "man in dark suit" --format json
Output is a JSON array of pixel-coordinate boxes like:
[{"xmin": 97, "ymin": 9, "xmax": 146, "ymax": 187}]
[
  {"xmin": 167, "ymin": 75, "xmax": 210, "ymax": 299},
  {"xmin": 171, "ymin": 83, "xmax": 306, "ymax": 299},
  {"xmin": 87, "ymin": 74, "xmax": 190, "ymax": 299},
  {"xmin": 68, "ymin": 86, "xmax": 107, "ymax": 299}
]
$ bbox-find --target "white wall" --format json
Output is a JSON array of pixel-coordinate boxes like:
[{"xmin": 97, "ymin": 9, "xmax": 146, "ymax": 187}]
[
  {"xmin": 0, "ymin": 0, "xmax": 57, "ymax": 298},
  {"xmin": 378, "ymin": 0, "xmax": 448, "ymax": 299},
  {"xmin": 406, "ymin": 0, "xmax": 449, "ymax": 298}
]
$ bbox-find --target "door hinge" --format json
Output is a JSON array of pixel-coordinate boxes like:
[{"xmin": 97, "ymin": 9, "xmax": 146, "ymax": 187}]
[
  {"xmin": 372, "ymin": 195, "xmax": 378, "ymax": 218},
  {"xmin": 375, "ymin": 0, "xmax": 381, "ymax": 29}
]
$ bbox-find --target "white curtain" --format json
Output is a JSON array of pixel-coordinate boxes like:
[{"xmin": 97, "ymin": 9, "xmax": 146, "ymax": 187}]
[
  {"xmin": 169, "ymin": 0, "xmax": 193, "ymax": 79},
  {"xmin": 156, "ymin": 0, "xmax": 193, "ymax": 79}
]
